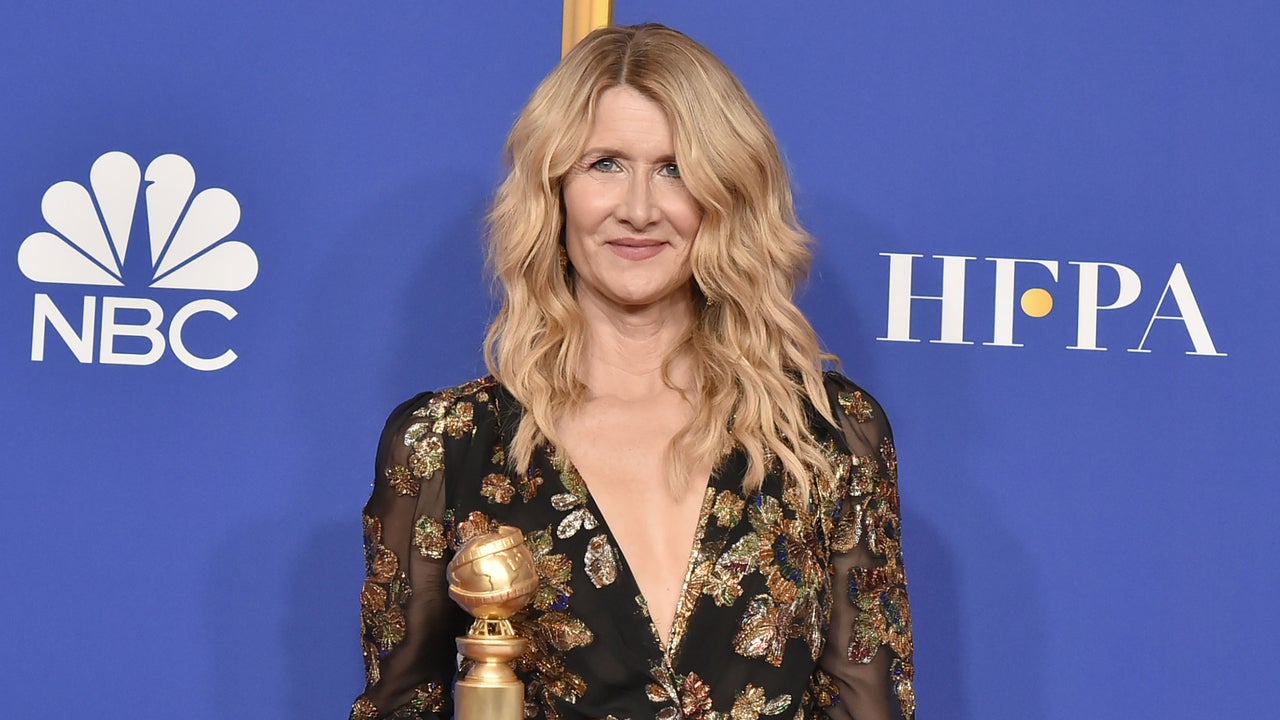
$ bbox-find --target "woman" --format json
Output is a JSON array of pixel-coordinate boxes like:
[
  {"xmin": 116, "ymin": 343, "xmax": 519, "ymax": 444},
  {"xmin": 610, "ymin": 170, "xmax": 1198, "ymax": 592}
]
[{"xmin": 353, "ymin": 24, "xmax": 914, "ymax": 720}]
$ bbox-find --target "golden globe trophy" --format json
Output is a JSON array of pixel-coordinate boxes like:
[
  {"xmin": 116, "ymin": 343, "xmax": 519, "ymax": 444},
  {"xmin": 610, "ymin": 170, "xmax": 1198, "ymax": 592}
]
[{"xmin": 446, "ymin": 525, "xmax": 539, "ymax": 720}]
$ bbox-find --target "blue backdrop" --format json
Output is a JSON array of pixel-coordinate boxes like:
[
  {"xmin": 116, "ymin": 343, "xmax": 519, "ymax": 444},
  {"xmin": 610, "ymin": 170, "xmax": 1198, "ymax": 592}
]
[{"xmin": 2, "ymin": 2, "xmax": 1276, "ymax": 718}]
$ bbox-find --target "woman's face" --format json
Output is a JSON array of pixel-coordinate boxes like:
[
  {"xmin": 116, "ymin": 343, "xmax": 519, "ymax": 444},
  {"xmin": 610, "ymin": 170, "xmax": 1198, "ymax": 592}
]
[{"xmin": 561, "ymin": 86, "xmax": 703, "ymax": 314}]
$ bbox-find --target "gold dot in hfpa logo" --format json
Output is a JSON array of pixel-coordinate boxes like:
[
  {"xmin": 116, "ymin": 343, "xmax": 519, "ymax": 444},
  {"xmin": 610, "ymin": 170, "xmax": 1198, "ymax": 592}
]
[
  {"xmin": 17, "ymin": 151, "xmax": 259, "ymax": 371},
  {"xmin": 876, "ymin": 253, "xmax": 1226, "ymax": 357}
]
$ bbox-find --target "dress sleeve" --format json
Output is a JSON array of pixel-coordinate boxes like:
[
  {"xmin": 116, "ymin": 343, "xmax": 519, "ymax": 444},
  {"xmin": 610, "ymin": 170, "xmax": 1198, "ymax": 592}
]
[
  {"xmin": 350, "ymin": 394, "xmax": 470, "ymax": 720},
  {"xmin": 817, "ymin": 374, "xmax": 916, "ymax": 720}
]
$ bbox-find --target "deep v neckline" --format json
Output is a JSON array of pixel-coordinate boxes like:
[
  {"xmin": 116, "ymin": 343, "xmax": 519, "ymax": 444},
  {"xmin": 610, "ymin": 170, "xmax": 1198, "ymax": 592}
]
[{"xmin": 552, "ymin": 447, "xmax": 718, "ymax": 657}]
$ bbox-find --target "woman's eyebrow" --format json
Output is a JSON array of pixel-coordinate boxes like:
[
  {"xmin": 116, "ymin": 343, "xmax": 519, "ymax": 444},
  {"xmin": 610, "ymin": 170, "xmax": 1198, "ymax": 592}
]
[{"xmin": 580, "ymin": 147, "xmax": 677, "ymax": 164}]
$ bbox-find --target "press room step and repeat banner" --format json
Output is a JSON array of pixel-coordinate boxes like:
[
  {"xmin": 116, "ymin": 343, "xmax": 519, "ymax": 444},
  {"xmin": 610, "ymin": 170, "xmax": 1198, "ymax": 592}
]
[{"xmin": 2, "ymin": 3, "xmax": 1275, "ymax": 718}]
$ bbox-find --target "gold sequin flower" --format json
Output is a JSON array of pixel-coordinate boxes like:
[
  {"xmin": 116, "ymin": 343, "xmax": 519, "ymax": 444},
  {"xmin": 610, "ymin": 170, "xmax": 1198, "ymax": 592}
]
[
  {"xmin": 527, "ymin": 528, "xmax": 574, "ymax": 612},
  {"xmin": 435, "ymin": 400, "xmax": 475, "ymax": 439},
  {"xmin": 712, "ymin": 490, "xmax": 745, "ymax": 528},
  {"xmin": 385, "ymin": 464, "xmax": 418, "ymax": 496},
  {"xmin": 413, "ymin": 515, "xmax": 447, "ymax": 559},
  {"xmin": 481, "ymin": 473, "xmax": 516, "ymax": 504},
  {"xmin": 838, "ymin": 390, "xmax": 875, "ymax": 423}
]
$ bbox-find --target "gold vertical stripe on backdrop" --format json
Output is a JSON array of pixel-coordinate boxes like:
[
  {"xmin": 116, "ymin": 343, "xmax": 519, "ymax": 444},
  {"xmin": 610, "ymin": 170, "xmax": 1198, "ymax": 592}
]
[{"xmin": 562, "ymin": 0, "xmax": 614, "ymax": 57}]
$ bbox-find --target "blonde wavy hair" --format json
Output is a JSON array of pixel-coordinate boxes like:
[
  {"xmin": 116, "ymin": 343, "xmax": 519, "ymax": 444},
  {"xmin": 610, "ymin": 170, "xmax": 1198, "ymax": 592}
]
[{"xmin": 484, "ymin": 23, "xmax": 838, "ymax": 497}]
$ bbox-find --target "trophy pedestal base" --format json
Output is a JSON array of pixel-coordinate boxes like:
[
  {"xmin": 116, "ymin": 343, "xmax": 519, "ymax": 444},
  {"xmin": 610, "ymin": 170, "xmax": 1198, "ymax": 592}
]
[
  {"xmin": 454, "ymin": 677, "xmax": 524, "ymax": 719},
  {"xmin": 454, "ymin": 634, "xmax": 528, "ymax": 720}
]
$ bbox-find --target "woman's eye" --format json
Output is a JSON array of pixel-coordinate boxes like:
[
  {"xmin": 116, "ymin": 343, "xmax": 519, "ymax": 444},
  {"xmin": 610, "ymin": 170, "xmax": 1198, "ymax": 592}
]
[
  {"xmin": 659, "ymin": 163, "xmax": 681, "ymax": 178},
  {"xmin": 590, "ymin": 158, "xmax": 619, "ymax": 172}
]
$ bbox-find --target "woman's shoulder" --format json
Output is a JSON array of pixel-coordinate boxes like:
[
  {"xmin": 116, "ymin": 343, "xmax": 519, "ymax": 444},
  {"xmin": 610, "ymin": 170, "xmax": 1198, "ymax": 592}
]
[
  {"xmin": 820, "ymin": 369, "xmax": 894, "ymax": 441},
  {"xmin": 822, "ymin": 370, "xmax": 889, "ymax": 420},
  {"xmin": 380, "ymin": 375, "xmax": 508, "ymax": 444}
]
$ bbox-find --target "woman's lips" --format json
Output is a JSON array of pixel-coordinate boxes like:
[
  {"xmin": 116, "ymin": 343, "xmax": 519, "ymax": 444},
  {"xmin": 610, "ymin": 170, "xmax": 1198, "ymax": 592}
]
[{"xmin": 607, "ymin": 238, "xmax": 666, "ymax": 261}]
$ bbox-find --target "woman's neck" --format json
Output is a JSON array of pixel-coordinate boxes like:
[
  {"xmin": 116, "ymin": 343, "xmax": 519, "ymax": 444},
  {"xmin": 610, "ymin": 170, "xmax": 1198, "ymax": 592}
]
[{"xmin": 577, "ymin": 289, "xmax": 696, "ymax": 400}]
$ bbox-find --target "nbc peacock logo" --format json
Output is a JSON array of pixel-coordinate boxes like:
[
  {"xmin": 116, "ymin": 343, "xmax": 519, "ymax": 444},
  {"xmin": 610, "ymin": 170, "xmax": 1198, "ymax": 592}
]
[{"xmin": 18, "ymin": 151, "xmax": 258, "ymax": 371}]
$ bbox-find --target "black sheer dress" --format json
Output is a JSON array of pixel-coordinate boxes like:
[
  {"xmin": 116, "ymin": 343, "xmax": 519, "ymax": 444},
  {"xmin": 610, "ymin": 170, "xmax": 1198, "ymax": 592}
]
[{"xmin": 351, "ymin": 372, "xmax": 915, "ymax": 720}]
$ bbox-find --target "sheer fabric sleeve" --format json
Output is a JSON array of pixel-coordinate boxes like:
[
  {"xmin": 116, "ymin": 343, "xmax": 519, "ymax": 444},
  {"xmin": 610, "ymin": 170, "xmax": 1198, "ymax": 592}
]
[
  {"xmin": 818, "ymin": 374, "xmax": 916, "ymax": 720},
  {"xmin": 350, "ymin": 394, "xmax": 470, "ymax": 720}
]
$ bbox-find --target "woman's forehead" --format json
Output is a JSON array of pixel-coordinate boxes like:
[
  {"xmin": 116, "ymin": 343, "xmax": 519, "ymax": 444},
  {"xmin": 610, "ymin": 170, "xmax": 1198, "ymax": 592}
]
[{"xmin": 579, "ymin": 87, "xmax": 676, "ymax": 160}]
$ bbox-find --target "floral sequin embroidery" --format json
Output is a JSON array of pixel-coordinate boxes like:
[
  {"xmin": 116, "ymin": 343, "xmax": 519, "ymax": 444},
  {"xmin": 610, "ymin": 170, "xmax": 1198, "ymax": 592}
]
[
  {"xmin": 549, "ymin": 457, "xmax": 598, "ymax": 538},
  {"xmin": 407, "ymin": 430, "xmax": 444, "ymax": 479},
  {"xmin": 436, "ymin": 400, "xmax": 474, "ymax": 439},
  {"xmin": 892, "ymin": 657, "xmax": 917, "ymax": 718},
  {"xmin": 733, "ymin": 594, "xmax": 794, "ymax": 667},
  {"xmin": 351, "ymin": 682, "xmax": 445, "ymax": 719},
  {"xmin": 454, "ymin": 510, "xmax": 495, "ymax": 547},
  {"xmin": 481, "ymin": 472, "xmax": 516, "ymax": 504},
  {"xmin": 712, "ymin": 490, "xmax": 745, "ymax": 528},
  {"xmin": 726, "ymin": 490, "xmax": 827, "ymax": 665},
  {"xmin": 385, "ymin": 464, "xmax": 418, "ymax": 496},
  {"xmin": 647, "ymin": 668, "xmax": 792, "ymax": 720},
  {"xmin": 837, "ymin": 390, "xmax": 874, "ymax": 423},
  {"xmin": 829, "ymin": 498, "xmax": 864, "ymax": 554},
  {"xmin": 528, "ymin": 527, "xmax": 573, "ymax": 612},
  {"xmin": 806, "ymin": 668, "xmax": 838, "ymax": 710},
  {"xmin": 726, "ymin": 685, "xmax": 791, "ymax": 719},
  {"xmin": 584, "ymin": 533, "xmax": 618, "ymax": 588},
  {"xmin": 552, "ymin": 491, "xmax": 599, "ymax": 539},
  {"xmin": 403, "ymin": 380, "xmax": 491, "ymax": 484},
  {"xmin": 359, "ymin": 514, "xmax": 411, "ymax": 687},
  {"xmin": 703, "ymin": 532, "xmax": 758, "ymax": 607},
  {"xmin": 520, "ymin": 466, "xmax": 545, "ymax": 502},
  {"xmin": 356, "ymin": 375, "xmax": 915, "ymax": 720},
  {"xmin": 413, "ymin": 515, "xmax": 447, "ymax": 559},
  {"xmin": 349, "ymin": 696, "xmax": 378, "ymax": 720},
  {"xmin": 539, "ymin": 611, "xmax": 595, "ymax": 651},
  {"xmin": 841, "ymin": 433, "xmax": 915, "ymax": 719},
  {"xmin": 514, "ymin": 614, "xmax": 588, "ymax": 719}
]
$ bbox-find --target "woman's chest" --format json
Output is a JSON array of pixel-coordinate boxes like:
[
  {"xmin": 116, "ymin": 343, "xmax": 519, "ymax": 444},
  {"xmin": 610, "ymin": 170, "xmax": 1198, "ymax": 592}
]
[{"xmin": 442, "ymin": 443, "xmax": 839, "ymax": 715}]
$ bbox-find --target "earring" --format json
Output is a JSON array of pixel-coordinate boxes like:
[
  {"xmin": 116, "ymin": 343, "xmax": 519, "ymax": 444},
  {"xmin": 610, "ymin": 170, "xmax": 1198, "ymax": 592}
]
[{"xmin": 697, "ymin": 280, "xmax": 715, "ymax": 307}]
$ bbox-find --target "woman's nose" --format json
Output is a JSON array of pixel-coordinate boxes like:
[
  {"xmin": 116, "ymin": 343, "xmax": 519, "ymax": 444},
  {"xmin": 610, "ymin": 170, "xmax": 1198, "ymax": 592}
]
[{"xmin": 616, "ymin": 174, "xmax": 660, "ymax": 228}]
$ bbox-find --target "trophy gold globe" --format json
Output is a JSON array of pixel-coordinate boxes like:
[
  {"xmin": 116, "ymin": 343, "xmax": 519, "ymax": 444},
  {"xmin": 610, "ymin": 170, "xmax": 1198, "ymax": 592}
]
[{"xmin": 446, "ymin": 525, "xmax": 539, "ymax": 720}]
